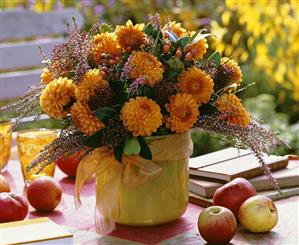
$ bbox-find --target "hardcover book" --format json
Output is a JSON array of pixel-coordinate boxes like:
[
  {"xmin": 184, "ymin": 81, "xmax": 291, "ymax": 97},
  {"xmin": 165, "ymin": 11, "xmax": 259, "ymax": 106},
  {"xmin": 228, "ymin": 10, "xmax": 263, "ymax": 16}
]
[
  {"xmin": 189, "ymin": 148, "xmax": 288, "ymax": 181},
  {"xmin": 189, "ymin": 161, "xmax": 299, "ymax": 198},
  {"xmin": 189, "ymin": 186, "xmax": 299, "ymax": 207}
]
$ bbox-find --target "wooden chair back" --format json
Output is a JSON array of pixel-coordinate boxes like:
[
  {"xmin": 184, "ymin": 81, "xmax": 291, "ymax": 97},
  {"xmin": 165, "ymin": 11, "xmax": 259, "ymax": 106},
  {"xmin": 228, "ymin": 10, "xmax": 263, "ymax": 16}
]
[{"xmin": 0, "ymin": 8, "xmax": 84, "ymax": 100}]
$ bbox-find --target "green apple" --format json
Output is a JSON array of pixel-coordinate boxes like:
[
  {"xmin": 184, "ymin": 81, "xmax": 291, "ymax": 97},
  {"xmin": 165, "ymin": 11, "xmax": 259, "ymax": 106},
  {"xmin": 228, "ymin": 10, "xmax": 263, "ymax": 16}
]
[{"xmin": 238, "ymin": 195, "xmax": 278, "ymax": 233}]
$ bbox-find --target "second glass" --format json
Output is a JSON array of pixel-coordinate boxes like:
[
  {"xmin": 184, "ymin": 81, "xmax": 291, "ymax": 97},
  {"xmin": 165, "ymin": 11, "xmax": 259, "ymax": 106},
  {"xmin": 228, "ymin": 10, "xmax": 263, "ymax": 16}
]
[
  {"xmin": 17, "ymin": 129, "xmax": 59, "ymax": 185},
  {"xmin": 0, "ymin": 121, "xmax": 13, "ymax": 172}
]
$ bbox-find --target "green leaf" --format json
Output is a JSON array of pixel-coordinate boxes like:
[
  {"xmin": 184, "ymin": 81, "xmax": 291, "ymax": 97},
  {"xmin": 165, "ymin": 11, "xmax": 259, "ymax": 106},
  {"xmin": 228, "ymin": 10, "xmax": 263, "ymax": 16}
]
[
  {"xmin": 177, "ymin": 36, "xmax": 189, "ymax": 47},
  {"xmin": 100, "ymin": 23, "xmax": 113, "ymax": 33},
  {"xmin": 144, "ymin": 23, "xmax": 155, "ymax": 35},
  {"xmin": 95, "ymin": 107, "xmax": 119, "ymax": 122},
  {"xmin": 191, "ymin": 33, "xmax": 213, "ymax": 45},
  {"xmin": 164, "ymin": 70, "xmax": 179, "ymax": 81},
  {"xmin": 199, "ymin": 103, "xmax": 219, "ymax": 116},
  {"xmin": 123, "ymin": 137, "xmax": 141, "ymax": 155},
  {"xmin": 187, "ymin": 30, "xmax": 200, "ymax": 44},
  {"xmin": 114, "ymin": 144, "xmax": 124, "ymax": 163},
  {"xmin": 83, "ymin": 131, "xmax": 104, "ymax": 148},
  {"xmin": 138, "ymin": 137, "xmax": 152, "ymax": 160},
  {"xmin": 154, "ymin": 30, "xmax": 162, "ymax": 50},
  {"xmin": 113, "ymin": 91, "xmax": 129, "ymax": 105},
  {"xmin": 142, "ymin": 85, "xmax": 154, "ymax": 98},
  {"xmin": 112, "ymin": 104, "xmax": 123, "ymax": 111},
  {"xmin": 166, "ymin": 57, "xmax": 185, "ymax": 72},
  {"xmin": 208, "ymin": 51, "xmax": 221, "ymax": 67},
  {"xmin": 187, "ymin": 29, "xmax": 212, "ymax": 45}
]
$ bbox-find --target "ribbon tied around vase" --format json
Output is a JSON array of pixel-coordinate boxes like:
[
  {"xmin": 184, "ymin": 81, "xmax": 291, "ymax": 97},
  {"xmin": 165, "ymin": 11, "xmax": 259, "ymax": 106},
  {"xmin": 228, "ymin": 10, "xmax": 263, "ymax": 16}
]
[{"xmin": 74, "ymin": 131, "xmax": 193, "ymax": 234}]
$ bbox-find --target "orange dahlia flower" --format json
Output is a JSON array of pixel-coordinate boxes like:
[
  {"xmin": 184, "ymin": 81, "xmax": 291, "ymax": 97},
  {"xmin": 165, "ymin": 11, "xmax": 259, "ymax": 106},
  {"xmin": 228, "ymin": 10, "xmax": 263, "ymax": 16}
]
[
  {"xmin": 115, "ymin": 20, "xmax": 145, "ymax": 50},
  {"xmin": 75, "ymin": 69, "xmax": 109, "ymax": 103},
  {"xmin": 92, "ymin": 32, "xmax": 121, "ymax": 65},
  {"xmin": 163, "ymin": 21, "xmax": 188, "ymax": 38},
  {"xmin": 178, "ymin": 67, "xmax": 214, "ymax": 105},
  {"xmin": 127, "ymin": 51, "xmax": 164, "ymax": 87},
  {"xmin": 40, "ymin": 77, "xmax": 74, "ymax": 119},
  {"xmin": 40, "ymin": 68, "xmax": 54, "ymax": 85},
  {"xmin": 215, "ymin": 93, "xmax": 250, "ymax": 127},
  {"xmin": 188, "ymin": 38, "xmax": 208, "ymax": 60},
  {"xmin": 120, "ymin": 97, "xmax": 162, "ymax": 136},
  {"xmin": 221, "ymin": 57, "xmax": 243, "ymax": 87},
  {"xmin": 71, "ymin": 102, "xmax": 105, "ymax": 136},
  {"xmin": 165, "ymin": 93, "xmax": 199, "ymax": 133}
]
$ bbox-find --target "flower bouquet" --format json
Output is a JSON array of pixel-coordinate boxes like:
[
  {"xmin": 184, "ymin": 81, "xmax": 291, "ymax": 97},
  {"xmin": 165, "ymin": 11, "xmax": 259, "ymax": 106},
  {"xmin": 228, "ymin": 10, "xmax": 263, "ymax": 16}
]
[{"xmin": 1, "ymin": 14, "xmax": 286, "ymax": 234}]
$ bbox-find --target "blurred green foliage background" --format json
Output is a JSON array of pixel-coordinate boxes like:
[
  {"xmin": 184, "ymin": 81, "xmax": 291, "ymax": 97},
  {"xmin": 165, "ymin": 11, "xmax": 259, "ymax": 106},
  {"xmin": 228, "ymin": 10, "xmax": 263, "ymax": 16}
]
[{"xmin": 1, "ymin": 0, "xmax": 298, "ymax": 155}]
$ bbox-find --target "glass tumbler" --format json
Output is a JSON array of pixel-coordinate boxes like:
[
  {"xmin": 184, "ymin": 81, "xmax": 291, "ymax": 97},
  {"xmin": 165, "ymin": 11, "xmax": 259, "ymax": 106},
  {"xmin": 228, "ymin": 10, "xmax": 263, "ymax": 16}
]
[
  {"xmin": 17, "ymin": 129, "xmax": 58, "ymax": 185},
  {"xmin": 0, "ymin": 121, "xmax": 13, "ymax": 172}
]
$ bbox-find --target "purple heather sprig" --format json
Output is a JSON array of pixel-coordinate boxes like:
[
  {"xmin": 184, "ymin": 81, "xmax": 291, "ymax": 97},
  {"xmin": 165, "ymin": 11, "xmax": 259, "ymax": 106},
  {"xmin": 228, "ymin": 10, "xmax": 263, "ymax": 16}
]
[
  {"xmin": 153, "ymin": 80, "xmax": 177, "ymax": 107},
  {"xmin": 195, "ymin": 114, "xmax": 287, "ymax": 190},
  {"xmin": 49, "ymin": 19, "xmax": 91, "ymax": 82},
  {"xmin": 120, "ymin": 54, "xmax": 134, "ymax": 81},
  {"xmin": 129, "ymin": 77, "xmax": 146, "ymax": 94},
  {"xmin": 149, "ymin": 13, "xmax": 161, "ymax": 30},
  {"xmin": 0, "ymin": 83, "xmax": 45, "ymax": 131},
  {"xmin": 28, "ymin": 126, "xmax": 88, "ymax": 173}
]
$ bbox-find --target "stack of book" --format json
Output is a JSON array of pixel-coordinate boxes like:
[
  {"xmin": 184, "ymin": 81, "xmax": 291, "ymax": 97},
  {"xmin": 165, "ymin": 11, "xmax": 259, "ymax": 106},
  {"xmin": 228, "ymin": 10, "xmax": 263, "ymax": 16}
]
[{"xmin": 189, "ymin": 148, "xmax": 299, "ymax": 207}]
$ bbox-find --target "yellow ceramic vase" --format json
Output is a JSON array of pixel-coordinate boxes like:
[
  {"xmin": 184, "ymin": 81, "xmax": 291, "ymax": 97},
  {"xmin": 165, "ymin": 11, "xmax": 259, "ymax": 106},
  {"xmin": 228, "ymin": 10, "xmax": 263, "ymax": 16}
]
[
  {"xmin": 116, "ymin": 133, "xmax": 192, "ymax": 226},
  {"xmin": 75, "ymin": 131, "xmax": 193, "ymax": 229},
  {"xmin": 117, "ymin": 157, "xmax": 189, "ymax": 225}
]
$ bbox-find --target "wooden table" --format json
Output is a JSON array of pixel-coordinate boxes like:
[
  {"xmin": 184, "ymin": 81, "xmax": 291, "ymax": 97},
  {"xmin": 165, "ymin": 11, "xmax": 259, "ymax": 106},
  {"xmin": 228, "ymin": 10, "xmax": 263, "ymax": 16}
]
[{"xmin": 2, "ymin": 153, "xmax": 299, "ymax": 244}]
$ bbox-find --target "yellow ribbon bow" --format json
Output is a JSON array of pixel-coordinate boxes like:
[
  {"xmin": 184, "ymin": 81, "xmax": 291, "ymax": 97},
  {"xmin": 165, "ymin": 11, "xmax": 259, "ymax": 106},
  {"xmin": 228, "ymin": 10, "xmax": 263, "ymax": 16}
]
[{"xmin": 75, "ymin": 131, "xmax": 192, "ymax": 234}]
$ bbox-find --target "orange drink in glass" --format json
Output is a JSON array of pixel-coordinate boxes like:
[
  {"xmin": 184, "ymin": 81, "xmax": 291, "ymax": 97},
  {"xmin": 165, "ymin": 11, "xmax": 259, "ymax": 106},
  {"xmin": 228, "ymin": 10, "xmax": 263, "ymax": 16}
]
[
  {"xmin": 17, "ymin": 129, "xmax": 58, "ymax": 185},
  {"xmin": 0, "ymin": 121, "xmax": 13, "ymax": 172}
]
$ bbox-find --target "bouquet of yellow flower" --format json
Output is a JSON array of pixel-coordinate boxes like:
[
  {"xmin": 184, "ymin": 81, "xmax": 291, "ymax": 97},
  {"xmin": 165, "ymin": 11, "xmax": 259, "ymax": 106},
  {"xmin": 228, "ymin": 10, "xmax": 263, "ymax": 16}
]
[{"xmin": 1, "ymin": 14, "xmax": 286, "ymax": 233}]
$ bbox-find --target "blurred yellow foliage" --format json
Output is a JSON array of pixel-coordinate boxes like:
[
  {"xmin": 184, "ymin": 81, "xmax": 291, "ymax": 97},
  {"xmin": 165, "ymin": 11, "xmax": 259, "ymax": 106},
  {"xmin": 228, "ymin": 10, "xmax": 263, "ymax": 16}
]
[
  {"xmin": 213, "ymin": 0, "xmax": 299, "ymax": 101},
  {"xmin": 0, "ymin": 0, "xmax": 56, "ymax": 12},
  {"xmin": 1, "ymin": 0, "xmax": 298, "ymax": 102}
]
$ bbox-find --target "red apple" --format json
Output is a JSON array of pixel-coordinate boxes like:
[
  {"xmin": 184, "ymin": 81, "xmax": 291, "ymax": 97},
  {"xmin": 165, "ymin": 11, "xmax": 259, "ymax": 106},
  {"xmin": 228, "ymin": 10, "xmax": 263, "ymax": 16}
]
[
  {"xmin": 238, "ymin": 195, "xmax": 278, "ymax": 233},
  {"xmin": 27, "ymin": 176, "xmax": 62, "ymax": 212},
  {"xmin": 213, "ymin": 177, "xmax": 256, "ymax": 218},
  {"xmin": 0, "ymin": 174, "xmax": 10, "ymax": 193},
  {"xmin": 198, "ymin": 206, "xmax": 237, "ymax": 245},
  {"xmin": 55, "ymin": 151, "xmax": 81, "ymax": 178},
  {"xmin": 0, "ymin": 192, "xmax": 29, "ymax": 222}
]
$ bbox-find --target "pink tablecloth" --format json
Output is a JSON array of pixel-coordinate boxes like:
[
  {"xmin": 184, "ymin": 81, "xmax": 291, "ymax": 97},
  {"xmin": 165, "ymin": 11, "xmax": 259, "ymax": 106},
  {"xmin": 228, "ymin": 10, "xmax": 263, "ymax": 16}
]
[
  {"xmin": 3, "ymin": 157, "xmax": 299, "ymax": 244},
  {"xmin": 3, "ymin": 158, "xmax": 201, "ymax": 244}
]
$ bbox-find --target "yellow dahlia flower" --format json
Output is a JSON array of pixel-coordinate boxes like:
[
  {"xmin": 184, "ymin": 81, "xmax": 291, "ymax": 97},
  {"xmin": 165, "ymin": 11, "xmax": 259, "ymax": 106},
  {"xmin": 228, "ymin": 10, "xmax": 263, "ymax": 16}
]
[
  {"xmin": 165, "ymin": 93, "xmax": 199, "ymax": 133},
  {"xmin": 215, "ymin": 93, "xmax": 250, "ymax": 127},
  {"xmin": 221, "ymin": 57, "xmax": 243, "ymax": 86},
  {"xmin": 75, "ymin": 69, "xmax": 109, "ymax": 103},
  {"xmin": 178, "ymin": 67, "xmax": 214, "ymax": 105},
  {"xmin": 71, "ymin": 102, "xmax": 105, "ymax": 136},
  {"xmin": 128, "ymin": 51, "xmax": 164, "ymax": 87},
  {"xmin": 163, "ymin": 21, "xmax": 188, "ymax": 38},
  {"xmin": 40, "ymin": 68, "xmax": 54, "ymax": 85},
  {"xmin": 40, "ymin": 77, "xmax": 74, "ymax": 119},
  {"xmin": 120, "ymin": 97, "xmax": 162, "ymax": 136},
  {"xmin": 188, "ymin": 38, "xmax": 208, "ymax": 60},
  {"xmin": 115, "ymin": 20, "xmax": 145, "ymax": 50},
  {"xmin": 92, "ymin": 32, "xmax": 121, "ymax": 65}
]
